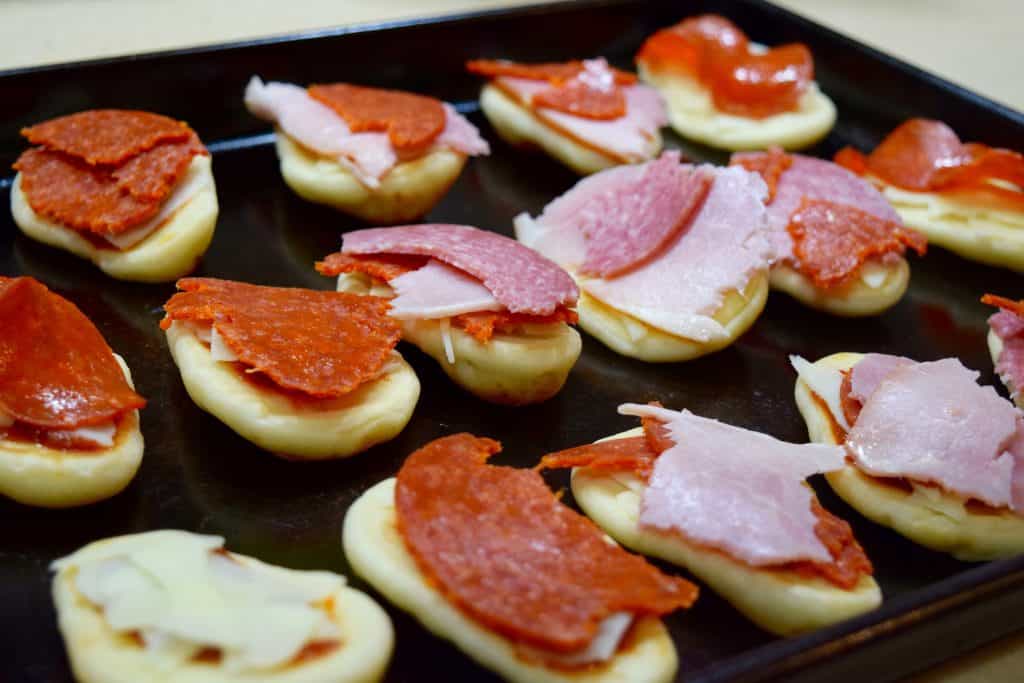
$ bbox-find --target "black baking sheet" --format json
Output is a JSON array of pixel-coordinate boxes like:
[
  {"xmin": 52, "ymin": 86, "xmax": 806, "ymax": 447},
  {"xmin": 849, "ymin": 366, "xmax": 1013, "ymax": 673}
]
[{"xmin": 2, "ymin": 1, "xmax": 1024, "ymax": 681}]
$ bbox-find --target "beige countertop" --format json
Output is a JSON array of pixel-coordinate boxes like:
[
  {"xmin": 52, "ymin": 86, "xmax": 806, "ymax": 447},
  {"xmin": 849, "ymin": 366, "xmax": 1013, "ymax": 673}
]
[{"xmin": 2, "ymin": 1, "xmax": 1022, "ymax": 681}]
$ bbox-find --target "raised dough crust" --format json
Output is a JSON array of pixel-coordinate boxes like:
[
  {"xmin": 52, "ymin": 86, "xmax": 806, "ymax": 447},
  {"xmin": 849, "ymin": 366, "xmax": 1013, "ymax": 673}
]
[
  {"xmin": 164, "ymin": 322, "xmax": 419, "ymax": 459},
  {"xmin": 478, "ymin": 84, "xmax": 662, "ymax": 176},
  {"xmin": 570, "ymin": 428, "xmax": 881, "ymax": 636},
  {"xmin": 0, "ymin": 354, "xmax": 143, "ymax": 508},
  {"xmin": 342, "ymin": 478, "xmax": 678, "ymax": 683},
  {"xmin": 794, "ymin": 352, "xmax": 1024, "ymax": 561},
  {"xmin": 11, "ymin": 155, "xmax": 218, "ymax": 283},
  {"xmin": 336, "ymin": 273, "xmax": 581, "ymax": 405},
  {"xmin": 275, "ymin": 131, "xmax": 466, "ymax": 223},
  {"xmin": 52, "ymin": 543, "xmax": 393, "ymax": 683},
  {"xmin": 770, "ymin": 258, "xmax": 910, "ymax": 317},
  {"xmin": 637, "ymin": 62, "xmax": 836, "ymax": 151},
  {"xmin": 577, "ymin": 271, "xmax": 769, "ymax": 362},
  {"xmin": 879, "ymin": 182, "xmax": 1024, "ymax": 272}
]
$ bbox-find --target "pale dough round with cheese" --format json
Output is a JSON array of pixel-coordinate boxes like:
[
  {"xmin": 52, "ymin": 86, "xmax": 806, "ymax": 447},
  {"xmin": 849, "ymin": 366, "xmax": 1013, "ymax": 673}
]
[
  {"xmin": 164, "ymin": 322, "xmax": 419, "ymax": 459},
  {"xmin": 576, "ymin": 270, "xmax": 769, "ymax": 362},
  {"xmin": 770, "ymin": 258, "xmax": 910, "ymax": 317},
  {"xmin": 794, "ymin": 352, "xmax": 1024, "ymax": 561},
  {"xmin": 478, "ymin": 84, "xmax": 662, "ymax": 176},
  {"xmin": 275, "ymin": 131, "xmax": 467, "ymax": 223},
  {"xmin": 52, "ymin": 547, "xmax": 393, "ymax": 683},
  {"xmin": 343, "ymin": 478, "xmax": 679, "ymax": 683},
  {"xmin": 637, "ymin": 62, "xmax": 836, "ymax": 151},
  {"xmin": 569, "ymin": 428, "xmax": 881, "ymax": 636},
  {"xmin": 0, "ymin": 354, "xmax": 143, "ymax": 509},
  {"xmin": 879, "ymin": 182, "xmax": 1024, "ymax": 272},
  {"xmin": 336, "ymin": 273, "xmax": 581, "ymax": 405},
  {"xmin": 986, "ymin": 329, "xmax": 1023, "ymax": 408},
  {"xmin": 10, "ymin": 155, "xmax": 218, "ymax": 283}
]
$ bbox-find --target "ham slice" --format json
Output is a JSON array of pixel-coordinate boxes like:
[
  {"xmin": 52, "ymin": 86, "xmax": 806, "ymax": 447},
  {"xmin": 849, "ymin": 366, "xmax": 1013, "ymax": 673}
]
[
  {"xmin": 620, "ymin": 403, "xmax": 846, "ymax": 565},
  {"xmin": 496, "ymin": 59, "xmax": 666, "ymax": 162},
  {"xmin": 387, "ymin": 260, "xmax": 504, "ymax": 319},
  {"xmin": 732, "ymin": 152, "xmax": 901, "ymax": 260},
  {"xmin": 516, "ymin": 151, "xmax": 711, "ymax": 277},
  {"xmin": 847, "ymin": 353, "xmax": 915, "ymax": 404},
  {"xmin": 245, "ymin": 77, "xmax": 487, "ymax": 188},
  {"xmin": 846, "ymin": 358, "xmax": 1023, "ymax": 510},
  {"xmin": 519, "ymin": 164, "xmax": 771, "ymax": 342},
  {"xmin": 342, "ymin": 224, "xmax": 578, "ymax": 316}
]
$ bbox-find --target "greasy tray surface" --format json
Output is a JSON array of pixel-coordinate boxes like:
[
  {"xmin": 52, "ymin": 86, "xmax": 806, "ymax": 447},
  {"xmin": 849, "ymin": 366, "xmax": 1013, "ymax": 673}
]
[{"xmin": 2, "ymin": 1, "xmax": 1024, "ymax": 681}]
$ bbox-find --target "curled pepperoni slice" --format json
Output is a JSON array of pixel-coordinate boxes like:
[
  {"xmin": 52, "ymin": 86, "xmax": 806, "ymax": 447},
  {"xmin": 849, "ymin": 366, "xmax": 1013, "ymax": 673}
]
[
  {"xmin": 21, "ymin": 109, "xmax": 192, "ymax": 165},
  {"xmin": 788, "ymin": 198, "xmax": 927, "ymax": 288},
  {"xmin": 532, "ymin": 81, "xmax": 627, "ymax": 120},
  {"xmin": 452, "ymin": 308, "xmax": 577, "ymax": 342},
  {"xmin": 730, "ymin": 146, "xmax": 793, "ymax": 203},
  {"xmin": 982, "ymin": 293, "xmax": 1024, "ymax": 317},
  {"xmin": 161, "ymin": 278, "xmax": 400, "ymax": 398},
  {"xmin": 0, "ymin": 277, "xmax": 145, "ymax": 430},
  {"xmin": 637, "ymin": 14, "xmax": 812, "ymax": 118},
  {"xmin": 537, "ymin": 436, "xmax": 658, "ymax": 479},
  {"xmin": 396, "ymin": 433, "xmax": 697, "ymax": 653},
  {"xmin": 466, "ymin": 59, "xmax": 636, "ymax": 85},
  {"xmin": 315, "ymin": 252, "xmax": 426, "ymax": 281},
  {"xmin": 308, "ymin": 83, "xmax": 446, "ymax": 155}
]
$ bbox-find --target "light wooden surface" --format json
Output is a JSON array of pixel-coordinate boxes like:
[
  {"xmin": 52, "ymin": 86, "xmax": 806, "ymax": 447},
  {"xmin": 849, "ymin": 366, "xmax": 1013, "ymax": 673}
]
[{"xmin": 1, "ymin": 1, "xmax": 1022, "ymax": 681}]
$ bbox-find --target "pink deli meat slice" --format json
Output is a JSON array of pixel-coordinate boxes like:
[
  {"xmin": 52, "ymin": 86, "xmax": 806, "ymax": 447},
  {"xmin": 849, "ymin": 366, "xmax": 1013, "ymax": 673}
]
[
  {"xmin": 342, "ymin": 223, "xmax": 578, "ymax": 315},
  {"xmin": 497, "ymin": 62, "xmax": 667, "ymax": 162},
  {"xmin": 732, "ymin": 152, "xmax": 902, "ymax": 260},
  {"xmin": 244, "ymin": 77, "xmax": 488, "ymax": 187},
  {"xmin": 847, "ymin": 353, "xmax": 916, "ymax": 404},
  {"xmin": 387, "ymin": 259, "xmax": 504, "ymax": 319},
  {"xmin": 990, "ymin": 310, "xmax": 1024, "ymax": 399},
  {"xmin": 579, "ymin": 166, "xmax": 772, "ymax": 342},
  {"xmin": 620, "ymin": 403, "xmax": 847, "ymax": 565},
  {"xmin": 846, "ymin": 358, "xmax": 1022, "ymax": 510},
  {"xmin": 519, "ymin": 152, "xmax": 711, "ymax": 278}
]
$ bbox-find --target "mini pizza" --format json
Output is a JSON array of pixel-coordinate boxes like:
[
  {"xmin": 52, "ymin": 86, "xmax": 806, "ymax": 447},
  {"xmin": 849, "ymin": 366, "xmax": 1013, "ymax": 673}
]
[
  {"xmin": 0, "ymin": 276, "xmax": 145, "ymax": 508},
  {"xmin": 635, "ymin": 14, "xmax": 836, "ymax": 151},
  {"xmin": 161, "ymin": 278, "xmax": 419, "ymax": 459},
  {"xmin": 982, "ymin": 293, "xmax": 1024, "ymax": 408},
  {"xmin": 317, "ymin": 224, "xmax": 581, "ymax": 404},
  {"xmin": 465, "ymin": 58, "xmax": 666, "ymax": 175},
  {"xmin": 52, "ymin": 530, "xmax": 393, "ymax": 683},
  {"xmin": 792, "ymin": 352, "xmax": 1024, "ymax": 560},
  {"xmin": 343, "ymin": 433, "xmax": 696, "ymax": 682},
  {"xmin": 836, "ymin": 119, "xmax": 1024, "ymax": 271},
  {"xmin": 540, "ymin": 404, "xmax": 880, "ymax": 635},
  {"xmin": 245, "ymin": 77, "xmax": 489, "ymax": 222},
  {"xmin": 515, "ymin": 151, "xmax": 772, "ymax": 361},
  {"xmin": 11, "ymin": 109, "xmax": 218, "ymax": 282},
  {"xmin": 732, "ymin": 148, "xmax": 926, "ymax": 316}
]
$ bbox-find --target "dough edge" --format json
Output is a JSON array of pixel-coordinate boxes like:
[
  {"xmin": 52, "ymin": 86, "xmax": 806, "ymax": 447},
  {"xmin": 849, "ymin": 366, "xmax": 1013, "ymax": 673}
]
[{"xmin": 770, "ymin": 259, "xmax": 910, "ymax": 317}]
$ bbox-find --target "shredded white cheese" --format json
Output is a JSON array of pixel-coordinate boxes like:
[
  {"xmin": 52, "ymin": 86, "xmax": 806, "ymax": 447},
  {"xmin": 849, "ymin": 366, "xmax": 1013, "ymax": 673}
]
[
  {"xmin": 439, "ymin": 318, "xmax": 456, "ymax": 364},
  {"xmin": 790, "ymin": 355, "xmax": 850, "ymax": 431}
]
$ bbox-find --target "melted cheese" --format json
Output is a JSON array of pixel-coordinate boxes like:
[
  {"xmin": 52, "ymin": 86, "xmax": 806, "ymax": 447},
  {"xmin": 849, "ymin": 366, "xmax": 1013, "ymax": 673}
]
[{"xmin": 790, "ymin": 355, "xmax": 849, "ymax": 431}]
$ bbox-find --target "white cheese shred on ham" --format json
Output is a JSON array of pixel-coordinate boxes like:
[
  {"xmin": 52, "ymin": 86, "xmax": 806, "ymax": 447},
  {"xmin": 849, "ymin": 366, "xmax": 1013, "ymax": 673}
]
[
  {"xmin": 846, "ymin": 357, "xmax": 1024, "ymax": 511},
  {"xmin": 244, "ymin": 76, "xmax": 487, "ymax": 189},
  {"xmin": 387, "ymin": 260, "xmax": 504, "ymax": 319},
  {"xmin": 619, "ymin": 403, "xmax": 846, "ymax": 566},
  {"xmin": 790, "ymin": 355, "xmax": 850, "ymax": 432},
  {"xmin": 51, "ymin": 531, "xmax": 344, "ymax": 674},
  {"xmin": 439, "ymin": 317, "xmax": 456, "ymax": 365},
  {"xmin": 521, "ymin": 162, "xmax": 773, "ymax": 342}
]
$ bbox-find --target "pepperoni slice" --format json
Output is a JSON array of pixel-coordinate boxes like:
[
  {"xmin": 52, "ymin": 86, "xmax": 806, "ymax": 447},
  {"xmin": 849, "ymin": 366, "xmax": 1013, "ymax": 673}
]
[
  {"xmin": 982, "ymin": 293, "xmax": 1024, "ymax": 316},
  {"xmin": 21, "ymin": 109, "xmax": 193, "ymax": 165},
  {"xmin": 452, "ymin": 307, "xmax": 578, "ymax": 342},
  {"xmin": 396, "ymin": 433, "xmax": 697, "ymax": 653},
  {"xmin": 161, "ymin": 278, "xmax": 400, "ymax": 398},
  {"xmin": 468, "ymin": 58, "xmax": 636, "ymax": 120},
  {"xmin": 538, "ymin": 412, "xmax": 871, "ymax": 589},
  {"xmin": 0, "ymin": 277, "xmax": 145, "ymax": 430},
  {"xmin": 637, "ymin": 15, "xmax": 813, "ymax": 119},
  {"xmin": 466, "ymin": 59, "xmax": 637, "ymax": 85},
  {"xmin": 839, "ymin": 370, "xmax": 862, "ymax": 428},
  {"xmin": 788, "ymin": 198, "xmax": 927, "ymax": 288},
  {"xmin": 730, "ymin": 146, "xmax": 793, "ymax": 203},
  {"xmin": 308, "ymin": 83, "xmax": 446, "ymax": 155},
  {"xmin": 315, "ymin": 252, "xmax": 426, "ymax": 281},
  {"xmin": 833, "ymin": 146, "xmax": 868, "ymax": 176}
]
